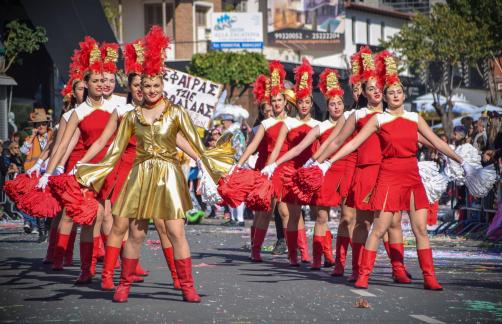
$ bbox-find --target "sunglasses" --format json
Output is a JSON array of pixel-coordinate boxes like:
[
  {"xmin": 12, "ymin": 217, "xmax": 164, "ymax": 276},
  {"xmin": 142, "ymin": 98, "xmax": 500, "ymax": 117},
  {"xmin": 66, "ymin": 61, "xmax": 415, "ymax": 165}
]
[{"xmin": 34, "ymin": 122, "xmax": 48, "ymax": 127}]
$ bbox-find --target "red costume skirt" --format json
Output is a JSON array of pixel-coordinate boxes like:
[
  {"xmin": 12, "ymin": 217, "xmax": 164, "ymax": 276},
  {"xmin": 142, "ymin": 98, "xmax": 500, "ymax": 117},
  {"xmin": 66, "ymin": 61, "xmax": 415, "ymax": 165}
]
[
  {"xmin": 311, "ymin": 161, "xmax": 344, "ymax": 207},
  {"xmin": 346, "ymin": 163, "xmax": 380, "ymax": 211},
  {"xmin": 370, "ymin": 157, "xmax": 429, "ymax": 212},
  {"xmin": 339, "ymin": 156, "xmax": 356, "ymax": 200},
  {"xmin": 98, "ymin": 143, "xmax": 136, "ymax": 203}
]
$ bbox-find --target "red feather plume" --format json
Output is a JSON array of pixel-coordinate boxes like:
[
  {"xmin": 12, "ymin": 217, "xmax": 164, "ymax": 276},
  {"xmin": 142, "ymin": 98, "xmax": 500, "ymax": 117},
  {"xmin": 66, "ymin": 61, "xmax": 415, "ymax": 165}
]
[
  {"xmin": 100, "ymin": 42, "xmax": 119, "ymax": 73},
  {"xmin": 78, "ymin": 36, "xmax": 103, "ymax": 74},
  {"xmin": 269, "ymin": 60, "xmax": 286, "ymax": 97},
  {"xmin": 253, "ymin": 74, "xmax": 269, "ymax": 104},
  {"xmin": 294, "ymin": 58, "xmax": 313, "ymax": 101},
  {"xmin": 319, "ymin": 68, "xmax": 344, "ymax": 99},
  {"xmin": 359, "ymin": 46, "xmax": 377, "ymax": 83},
  {"xmin": 124, "ymin": 39, "xmax": 144, "ymax": 75},
  {"xmin": 349, "ymin": 52, "xmax": 362, "ymax": 85},
  {"xmin": 143, "ymin": 25, "xmax": 170, "ymax": 77}
]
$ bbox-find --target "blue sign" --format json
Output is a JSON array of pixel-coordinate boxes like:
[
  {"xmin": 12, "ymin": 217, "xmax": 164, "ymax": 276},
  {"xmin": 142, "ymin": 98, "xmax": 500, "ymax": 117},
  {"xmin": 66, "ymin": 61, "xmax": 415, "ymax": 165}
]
[{"xmin": 211, "ymin": 42, "xmax": 263, "ymax": 49}]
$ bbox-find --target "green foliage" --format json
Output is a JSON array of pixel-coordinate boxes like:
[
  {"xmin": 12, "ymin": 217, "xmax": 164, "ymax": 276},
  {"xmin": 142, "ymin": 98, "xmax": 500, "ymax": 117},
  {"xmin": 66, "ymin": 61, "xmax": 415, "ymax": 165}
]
[
  {"xmin": 382, "ymin": 4, "xmax": 492, "ymax": 76},
  {"xmin": 1, "ymin": 20, "xmax": 48, "ymax": 74},
  {"xmin": 447, "ymin": 0, "xmax": 502, "ymax": 53},
  {"xmin": 188, "ymin": 51, "xmax": 268, "ymax": 102}
]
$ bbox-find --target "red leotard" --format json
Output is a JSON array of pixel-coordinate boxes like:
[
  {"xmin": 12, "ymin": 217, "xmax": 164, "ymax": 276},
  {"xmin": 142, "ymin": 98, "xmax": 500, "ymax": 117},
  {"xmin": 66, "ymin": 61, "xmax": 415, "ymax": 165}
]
[
  {"xmin": 370, "ymin": 111, "xmax": 428, "ymax": 212},
  {"xmin": 272, "ymin": 117, "xmax": 320, "ymax": 203},
  {"xmin": 346, "ymin": 108, "xmax": 382, "ymax": 210},
  {"xmin": 254, "ymin": 117, "xmax": 286, "ymax": 171}
]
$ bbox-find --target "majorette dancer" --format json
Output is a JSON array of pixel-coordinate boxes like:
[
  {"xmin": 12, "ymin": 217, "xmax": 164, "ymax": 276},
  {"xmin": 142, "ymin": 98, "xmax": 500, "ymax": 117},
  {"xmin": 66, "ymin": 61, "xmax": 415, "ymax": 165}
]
[
  {"xmin": 75, "ymin": 26, "xmax": 233, "ymax": 302},
  {"xmin": 37, "ymin": 36, "xmax": 116, "ymax": 284},
  {"xmin": 230, "ymin": 65, "xmax": 288, "ymax": 262},
  {"xmin": 36, "ymin": 51, "xmax": 86, "ymax": 269},
  {"xmin": 264, "ymin": 58, "xmax": 320, "ymax": 266},
  {"xmin": 319, "ymin": 51, "xmax": 477, "ymax": 290},
  {"xmin": 315, "ymin": 47, "xmax": 412, "ymax": 284},
  {"xmin": 262, "ymin": 68, "xmax": 350, "ymax": 270},
  {"xmin": 74, "ymin": 36, "xmax": 203, "ymax": 291}
]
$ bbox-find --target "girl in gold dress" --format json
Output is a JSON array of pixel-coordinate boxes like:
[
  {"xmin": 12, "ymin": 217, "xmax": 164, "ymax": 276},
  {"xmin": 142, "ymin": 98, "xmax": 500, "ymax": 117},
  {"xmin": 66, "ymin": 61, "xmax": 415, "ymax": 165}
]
[{"xmin": 76, "ymin": 26, "xmax": 233, "ymax": 303}]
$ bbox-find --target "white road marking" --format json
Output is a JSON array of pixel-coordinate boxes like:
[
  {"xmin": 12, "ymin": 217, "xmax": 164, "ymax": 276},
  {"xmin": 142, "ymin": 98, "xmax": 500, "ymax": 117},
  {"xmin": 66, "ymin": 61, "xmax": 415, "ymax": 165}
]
[
  {"xmin": 350, "ymin": 289, "xmax": 376, "ymax": 297},
  {"xmin": 409, "ymin": 315, "xmax": 446, "ymax": 324}
]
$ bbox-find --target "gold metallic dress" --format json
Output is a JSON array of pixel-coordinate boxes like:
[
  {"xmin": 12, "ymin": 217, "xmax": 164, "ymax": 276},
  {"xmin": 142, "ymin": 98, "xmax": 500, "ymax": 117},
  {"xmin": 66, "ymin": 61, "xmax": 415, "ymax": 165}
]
[{"xmin": 76, "ymin": 99, "xmax": 234, "ymax": 220}]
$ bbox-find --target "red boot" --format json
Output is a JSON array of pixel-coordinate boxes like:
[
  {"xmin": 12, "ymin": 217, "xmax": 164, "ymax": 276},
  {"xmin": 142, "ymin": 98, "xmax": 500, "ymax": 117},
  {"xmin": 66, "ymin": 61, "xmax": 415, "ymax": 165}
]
[
  {"xmin": 135, "ymin": 261, "xmax": 149, "ymax": 277},
  {"xmin": 383, "ymin": 240, "xmax": 391, "ymax": 259},
  {"xmin": 250, "ymin": 226, "xmax": 255, "ymax": 246},
  {"xmin": 285, "ymin": 230, "xmax": 299, "ymax": 267},
  {"xmin": 348, "ymin": 242, "xmax": 364, "ymax": 282},
  {"xmin": 251, "ymin": 227, "xmax": 267, "ymax": 262},
  {"xmin": 75, "ymin": 242, "xmax": 93, "ymax": 284},
  {"xmin": 297, "ymin": 228, "xmax": 311, "ymax": 263},
  {"xmin": 101, "ymin": 246, "xmax": 121, "ymax": 290},
  {"xmin": 63, "ymin": 230, "xmax": 77, "ymax": 267},
  {"xmin": 389, "ymin": 243, "xmax": 412, "ymax": 284},
  {"xmin": 310, "ymin": 235, "xmax": 324, "ymax": 270},
  {"xmin": 90, "ymin": 236, "xmax": 100, "ymax": 276},
  {"xmin": 113, "ymin": 257, "xmax": 138, "ymax": 303},
  {"xmin": 331, "ymin": 236, "xmax": 350, "ymax": 277},
  {"xmin": 323, "ymin": 231, "xmax": 335, "ymax": 267},
  {"xmin": 417, "ymin": 248, "xmax": 443, "ymax": 291},
  {"xmin": 162, "ymin": 247, "xmax": 181, "ymax": 290},
  {"xmin": 43, "ymin": 225, "xmax": 58, "ymax": 264},
  {"xmin": 174, "ymin": 257, "xmax": 201, "ymax": 303},
  {"xmin": 354, "ymin": 248, "xmax": 377, "ymax": 289},
  {"xmin": 52, "ymin": 233, "xmax": 70, "ymax": 271},
  {"xmin": 98, "ymin": 234, "xmax": 106, "ymax": 262}
]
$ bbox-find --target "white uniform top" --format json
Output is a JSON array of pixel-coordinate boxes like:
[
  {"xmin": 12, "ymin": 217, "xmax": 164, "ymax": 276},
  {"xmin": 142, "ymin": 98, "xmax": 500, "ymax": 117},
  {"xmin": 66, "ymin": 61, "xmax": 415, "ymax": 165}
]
[
  {"xmin": 376, "ymin": 111, "xmax": 418, "ymax": 128},
  {"xmin": 105, "ymin": 94, "xmax": 127, "ymax": 111},
  {"xmin": 115, "ymin": 103, "xmax": 135, "ymax": 118},
  {"xmin": 74, "ymin": 99, "xmax": 115, "ymax": 121},
  {"xmin": 318, "ymin": 119, "xmax": 335, "ymax": 136},
  {"xmin": 284, "ymin": 117, "xmax": 320, "ymax": 131}
]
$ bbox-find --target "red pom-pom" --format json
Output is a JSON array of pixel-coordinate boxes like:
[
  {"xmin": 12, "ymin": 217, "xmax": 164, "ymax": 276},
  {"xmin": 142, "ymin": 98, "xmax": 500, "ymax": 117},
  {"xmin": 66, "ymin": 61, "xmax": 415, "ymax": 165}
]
[
  {"xmin": 3, "ymin": 174, "xmax": 37, "ymax": 202},
  {"xmin": 20, "ymin": 188, "xmax": 61, "ymax": 218},
  {"xmin": 217, "ymin": 168, "xmax": 259, "ymax": 207},
  {"xmin": 245, "ymin": 175, "xmax": 274, "ymax": 212},
  {"xmin": 48, "ymin": 174, "xmax": 81, "ymax": 204},
  {"xmin": 283, "ymin": 166, "xmax": 323, "ymax": 204},
  {"xmin": 70, "ymin": 191, "xmax": 99, "ymax": 226}
]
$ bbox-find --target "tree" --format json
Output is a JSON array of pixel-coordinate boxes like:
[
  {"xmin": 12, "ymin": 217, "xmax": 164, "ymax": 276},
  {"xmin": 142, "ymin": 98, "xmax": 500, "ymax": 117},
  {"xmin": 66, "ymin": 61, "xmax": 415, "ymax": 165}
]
[
  {"xmin": 188, "ymin": 51, "xmax": 268, "ymax": 103},
  {"xmin": 0, "ymin": 20, "xmax": 48, "ymax": 75},
  {"xmin": 447, "ymin": 0, "xmax": 502, "ymax": 105},
  {"xmin": 381, "ymin": 4, "xmax": 493, "ymax": 137}
]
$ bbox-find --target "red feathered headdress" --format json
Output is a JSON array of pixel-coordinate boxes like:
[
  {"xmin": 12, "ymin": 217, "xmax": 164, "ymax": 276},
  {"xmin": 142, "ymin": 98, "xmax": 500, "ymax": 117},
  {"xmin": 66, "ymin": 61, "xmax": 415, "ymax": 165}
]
[
  {"xmin": 253, "ymin": 74, "xmax": 271, "ymax": 104},
  {"xmin": 142, "ymin": 25, "xmax": 170, "ymax": 77},
  {"xmin": 78, "ymin": 36, "xmax": 103, "ymax": 75},
  {"xmin": 319, "ymin": 68, "xmax": 344, "ymax": 99},
  {"xmin": 100, "ymin": 42, "xmax": 119, "ymax": 74},
  {"xmin": 62, "ymin": 49, "xmax": 85, "ymax": 100},
  {"xmin": 349, "ymin": 52, "xmax": 362, "ymax": 85},
  {"xmin": 294, "ymin": 58, "xmax": 313, "ymax": 101},
  {"xmin": 360, "ymin": 46, "xmax": 377, "ymax": 83},
  {"xmin": 269, "ymin": 60, "xmax": 286, "ymax": 97},
  {"xmin": 124, "ymin": 39, "xmax": 144, "ymax": 75},
  {"xmin": 377, "ymin": 50, "xmax": 402, "ymax": 89}
]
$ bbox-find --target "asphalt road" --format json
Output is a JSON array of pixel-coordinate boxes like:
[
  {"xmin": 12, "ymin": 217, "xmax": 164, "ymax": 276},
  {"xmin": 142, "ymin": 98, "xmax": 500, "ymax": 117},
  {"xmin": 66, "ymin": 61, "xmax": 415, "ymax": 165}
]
[{"xmin": 0, "ymin": 219, "xmax": 501, "ymax": 323}]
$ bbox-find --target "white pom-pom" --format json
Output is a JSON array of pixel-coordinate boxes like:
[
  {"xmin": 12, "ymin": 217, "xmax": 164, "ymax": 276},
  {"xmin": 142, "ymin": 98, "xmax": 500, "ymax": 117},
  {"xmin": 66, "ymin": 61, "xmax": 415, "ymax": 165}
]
[
  {"xmin": 200, "ymin": 170, "xmax": 223, "ymax": 205},
  {"xmin": 465, "ymin": 164, "xmax": 497, "ymax": 198},
  {"xmin": 445, "ymin": 143, "xmax": 482, "ymax": 184},
  {"xmin": 418, "ymin": 161, "xmax": 449, "ymax": 203}
]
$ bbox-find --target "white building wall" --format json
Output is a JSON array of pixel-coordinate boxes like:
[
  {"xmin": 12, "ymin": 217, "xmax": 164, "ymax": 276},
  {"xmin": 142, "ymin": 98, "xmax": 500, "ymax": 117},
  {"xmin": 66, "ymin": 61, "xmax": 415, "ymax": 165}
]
[{"xmin": 121, "ymin": 0, "xmax": 146, "ymax": 44}]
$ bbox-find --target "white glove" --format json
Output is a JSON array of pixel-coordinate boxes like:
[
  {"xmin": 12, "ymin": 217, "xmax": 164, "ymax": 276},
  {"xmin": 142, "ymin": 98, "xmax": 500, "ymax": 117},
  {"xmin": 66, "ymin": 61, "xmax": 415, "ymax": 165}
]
[
  {"xmin": 27, "ymin": 159, "xmax": 44, "ymax": 177},
  {"xmin": 461, "ymin": 161, "xmax": 476, "ymax": 177},
  {"xmin": 261, "ymin": 162, "xmax": 277, "ymax": 179},
  {"xmin": 229, "ymin": 164, "xmax": 241, "ymax": 175},
  {"xmin": 54, "ymin": 165, "xmax": 65, "ymax": 176},
  {"xmin": 303, "ymin": 158, "xmax": 315, "ymax": 168},
  {"xmin": 314, "ymin": 161, "xmax": 331, "ymax": 176},
  {"xmin": 36, "ymin": 173, "xmax": 51, "ymax": 190}
]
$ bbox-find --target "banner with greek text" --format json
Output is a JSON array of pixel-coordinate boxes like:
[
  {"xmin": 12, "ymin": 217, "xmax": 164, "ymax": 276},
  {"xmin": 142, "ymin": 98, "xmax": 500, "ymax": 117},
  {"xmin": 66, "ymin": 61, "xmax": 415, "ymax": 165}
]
[{"xmin": 163, "ymin": 69, "xmax": 223, "ymax": 129}]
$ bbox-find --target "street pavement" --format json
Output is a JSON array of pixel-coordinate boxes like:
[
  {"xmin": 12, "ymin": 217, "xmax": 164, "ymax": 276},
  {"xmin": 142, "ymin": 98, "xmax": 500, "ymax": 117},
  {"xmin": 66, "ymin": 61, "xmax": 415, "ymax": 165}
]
[{"xmin": 0, "ymin": 219, "xmax": 501, "ymax": 323}]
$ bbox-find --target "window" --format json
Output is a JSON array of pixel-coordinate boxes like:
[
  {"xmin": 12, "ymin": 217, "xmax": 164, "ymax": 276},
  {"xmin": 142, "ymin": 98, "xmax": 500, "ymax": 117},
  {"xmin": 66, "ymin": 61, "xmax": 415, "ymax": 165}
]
[
  {"xmin": 144, "ymin": 3, "xmax": 163, "ymax": 33},
  {"xmin": 351, "ymin": 17, "xmax": 356, "ymax": 44},
  {"xmin": 380, "ymin": 21, "xmax": 385, "ymax": 42},
  {"xmin": 144, "ymin": 2, "xmax": 174, "ymax": 38},
  {"xmin": 196, "ymin": 6, "xmax": 208, "ymax": 27},
  {"xmin": 366, "ymin": 19, "xmax": 371, "ymax": 44}
]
